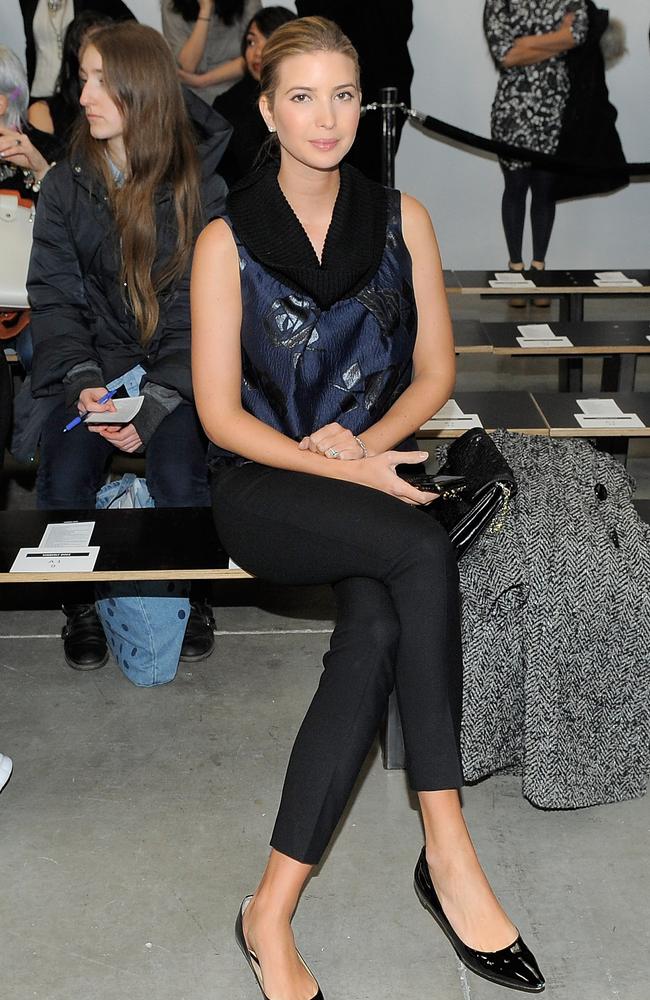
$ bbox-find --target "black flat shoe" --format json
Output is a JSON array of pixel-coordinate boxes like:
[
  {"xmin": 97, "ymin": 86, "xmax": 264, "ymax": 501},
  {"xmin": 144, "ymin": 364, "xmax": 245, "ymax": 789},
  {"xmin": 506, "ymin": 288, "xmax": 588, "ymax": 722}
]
[
  {"xmin": 235, "ymin": 897, "xmax": 324, "ymax": 1000},
  {"xmin": 179, "ymin": 601, "xmax": 215, "ymax": 662},
  {"xmin": 61, "ymin": 604, "xmax": 108, "ymax": 670},
  {"xmin": 414, "ymin": 849, "xmax": 545, "ymax": 993}
]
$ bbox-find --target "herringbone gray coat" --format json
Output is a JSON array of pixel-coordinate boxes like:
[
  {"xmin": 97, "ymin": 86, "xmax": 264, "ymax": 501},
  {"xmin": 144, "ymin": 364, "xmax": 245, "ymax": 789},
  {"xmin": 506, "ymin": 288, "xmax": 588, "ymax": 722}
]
[{"xmin": 445, "ymin": 432, "xmax": 650, "ymax": 809}]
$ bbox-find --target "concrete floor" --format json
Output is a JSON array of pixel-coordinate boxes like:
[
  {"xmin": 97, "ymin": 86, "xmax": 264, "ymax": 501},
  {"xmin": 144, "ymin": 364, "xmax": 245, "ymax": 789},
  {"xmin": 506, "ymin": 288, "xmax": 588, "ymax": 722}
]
[{"xmin": 1, "ymin": 295, "xmax": 649, "ymax": 999}]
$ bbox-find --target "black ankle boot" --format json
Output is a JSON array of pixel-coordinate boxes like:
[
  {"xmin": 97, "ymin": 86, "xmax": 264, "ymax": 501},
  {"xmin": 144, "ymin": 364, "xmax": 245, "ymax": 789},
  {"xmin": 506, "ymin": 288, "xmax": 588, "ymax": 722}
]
[
  {"xmin": 61, "ymin": 604, "xmax": 109, "ymax": 670},
  {"xmin": 180, "ymin": 600, "xmax": 215, "ymax": 662}
]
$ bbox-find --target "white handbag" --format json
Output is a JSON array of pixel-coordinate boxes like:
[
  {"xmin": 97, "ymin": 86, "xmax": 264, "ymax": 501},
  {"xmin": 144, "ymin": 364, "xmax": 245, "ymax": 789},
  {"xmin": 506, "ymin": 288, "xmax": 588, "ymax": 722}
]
[{"xmin": 0, "ymin": 191, "xmax": 34, "ymax": 310}]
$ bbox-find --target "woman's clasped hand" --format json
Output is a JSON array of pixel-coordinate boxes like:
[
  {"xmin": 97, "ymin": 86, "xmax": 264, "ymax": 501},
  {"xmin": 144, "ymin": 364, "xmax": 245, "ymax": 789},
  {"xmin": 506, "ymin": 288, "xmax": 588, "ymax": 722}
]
[
  {"xmin": 298, "ymin": 422, "xmax": 435, "ymax": 504},
  {"xmin": 0, "ymin": 126, "xmax": 50, "ymax": 181}
]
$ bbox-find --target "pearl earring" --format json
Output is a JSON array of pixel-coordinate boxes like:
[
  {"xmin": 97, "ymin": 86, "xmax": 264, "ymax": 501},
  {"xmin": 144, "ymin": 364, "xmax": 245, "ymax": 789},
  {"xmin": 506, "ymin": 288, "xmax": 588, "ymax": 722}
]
[{"xmin": 268, "ymin": 126, "xmax": 276, "ymax": 133}]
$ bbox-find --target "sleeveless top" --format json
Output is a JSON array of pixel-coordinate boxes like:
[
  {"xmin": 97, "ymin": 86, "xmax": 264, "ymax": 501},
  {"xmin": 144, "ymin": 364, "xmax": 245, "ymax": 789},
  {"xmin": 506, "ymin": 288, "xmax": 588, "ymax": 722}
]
[{"xmin": 208, "ymin": 187, "xmax": 417, "ymax": 467}]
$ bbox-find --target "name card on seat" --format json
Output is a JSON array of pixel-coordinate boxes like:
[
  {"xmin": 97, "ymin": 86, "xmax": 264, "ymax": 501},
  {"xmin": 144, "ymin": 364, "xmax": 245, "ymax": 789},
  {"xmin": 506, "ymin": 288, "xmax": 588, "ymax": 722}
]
[
  {"xmin": 516, "ymin": 323, "xmax": 573, "ymax": 349},
  {"xmin": 422, "ymin": 399, "xmax": 483, "ymax": 431},
  {"xmin": 574, "ymin": 398, "xmax": 645, "ymax": 430},
  {"xmin": 593, "ymin": 271, "xmax": 641, "ymax": 288}
]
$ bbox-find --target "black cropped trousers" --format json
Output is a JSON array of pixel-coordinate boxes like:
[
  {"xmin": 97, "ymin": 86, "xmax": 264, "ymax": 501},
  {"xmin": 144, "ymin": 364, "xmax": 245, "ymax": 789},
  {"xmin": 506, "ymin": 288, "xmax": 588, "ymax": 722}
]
[{"xmin": 211, "ymin": 463, "xmax": 464, "ymax": 865}]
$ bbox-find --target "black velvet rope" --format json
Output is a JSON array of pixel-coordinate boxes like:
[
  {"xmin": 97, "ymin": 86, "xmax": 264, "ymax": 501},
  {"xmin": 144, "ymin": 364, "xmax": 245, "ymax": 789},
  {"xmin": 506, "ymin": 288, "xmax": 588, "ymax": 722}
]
[{"xmin": 363, "ymin": 102, "xmax": 650, "ymax": 177}]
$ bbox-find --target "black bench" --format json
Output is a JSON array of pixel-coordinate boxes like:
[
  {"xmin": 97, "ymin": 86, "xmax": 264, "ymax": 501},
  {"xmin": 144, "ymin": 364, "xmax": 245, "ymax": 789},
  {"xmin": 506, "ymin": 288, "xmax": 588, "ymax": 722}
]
[
  {"xmin": 485, "ymin": 320, "xmax": 650, "ymax": 393},
  {"xmin": 448, "ymin": 269, "xmax": 650, "ymax": 322}
]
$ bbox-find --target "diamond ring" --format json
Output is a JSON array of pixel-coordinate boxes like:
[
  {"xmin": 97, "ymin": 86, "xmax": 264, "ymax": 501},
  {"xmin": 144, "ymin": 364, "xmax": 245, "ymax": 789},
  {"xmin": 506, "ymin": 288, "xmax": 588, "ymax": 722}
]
[{"xmin": 327, "ymin": 447, "xmax": 339, "ymax": 458}]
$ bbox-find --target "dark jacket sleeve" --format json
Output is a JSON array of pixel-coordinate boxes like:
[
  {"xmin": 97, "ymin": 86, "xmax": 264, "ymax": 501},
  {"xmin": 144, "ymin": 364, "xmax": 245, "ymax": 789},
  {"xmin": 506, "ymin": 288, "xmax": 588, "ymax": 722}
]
[{"xmin": 28, "ymin": 165, "xmax": 105, "ymax": 398}]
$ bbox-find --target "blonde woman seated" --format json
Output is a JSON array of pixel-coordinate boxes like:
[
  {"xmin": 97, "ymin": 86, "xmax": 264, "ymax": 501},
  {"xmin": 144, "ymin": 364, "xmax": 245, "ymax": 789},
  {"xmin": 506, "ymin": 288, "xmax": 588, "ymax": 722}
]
[{"xmin": 192, "ymin": 16, "xmax": 546, "ymax": 1000}]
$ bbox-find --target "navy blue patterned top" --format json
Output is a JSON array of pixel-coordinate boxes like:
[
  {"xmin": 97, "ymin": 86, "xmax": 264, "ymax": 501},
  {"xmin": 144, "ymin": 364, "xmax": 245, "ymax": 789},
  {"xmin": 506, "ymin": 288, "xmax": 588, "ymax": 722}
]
[{"xmin": 209, "ymin": 187, "xmax": 417, "ymax": 466}]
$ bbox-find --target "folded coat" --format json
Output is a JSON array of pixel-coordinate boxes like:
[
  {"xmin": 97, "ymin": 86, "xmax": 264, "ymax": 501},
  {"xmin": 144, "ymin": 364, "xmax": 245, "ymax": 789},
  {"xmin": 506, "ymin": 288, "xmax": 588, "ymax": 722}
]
[{"xmin": 450, "ymin": 432, "xmax": 650, "ymax": 809}]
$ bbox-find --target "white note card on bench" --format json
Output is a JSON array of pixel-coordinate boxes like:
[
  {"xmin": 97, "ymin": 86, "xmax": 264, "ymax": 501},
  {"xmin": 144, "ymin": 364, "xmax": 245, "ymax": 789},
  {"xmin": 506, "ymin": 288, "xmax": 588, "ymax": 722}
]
[
  {"xmin": 577, "ymin": 399, "xmax": 623, "ymax": 417},
  {"xmin": 575, "ymin": 414, "xmax": 644, "ymax": 429},
  {"xmin": 489, "ymin": 276, "xmax": 536, "ymax": 289},
  {"xmin": 517, "ymin": 324, "xmax": 555, "ymax": 339},
  {"xmin": 40, "ymin": 521, "xmax": 95, "ymax": 549},
  {"xmin": 516, "ymin": 324, "xmax": 573, "ymax": 348},
  {"xmin": 11, "ymin": 519, "xmax": 99, "ymax": 573},
  {"xmin": 422, "ymin": 399, "xmax": 482, "ymax": 431},
  {"xmin": 593, "ymin": 270, "xmax": 641, "ymax": 287},
  {"xmin": 10, "ymin": 547, "xmax": 100, "ymax": 573},
  {"xmin": 574, "ymin": 398, "xmax": 644, "ymax": 429}
]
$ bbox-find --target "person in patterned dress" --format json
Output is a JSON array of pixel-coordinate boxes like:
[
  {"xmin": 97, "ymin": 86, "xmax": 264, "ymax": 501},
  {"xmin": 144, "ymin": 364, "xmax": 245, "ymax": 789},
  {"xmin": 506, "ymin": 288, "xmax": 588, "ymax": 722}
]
[{"xmin": 484, "ymin": 0, "xmax": 588, "ymax": 282}]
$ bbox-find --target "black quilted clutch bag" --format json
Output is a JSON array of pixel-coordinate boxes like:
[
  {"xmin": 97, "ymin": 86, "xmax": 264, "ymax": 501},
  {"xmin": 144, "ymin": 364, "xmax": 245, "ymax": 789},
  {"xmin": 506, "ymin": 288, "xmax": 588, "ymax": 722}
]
[{"xmin": 427, "ymin": 429, "xmax": 517, "ymax": 560}]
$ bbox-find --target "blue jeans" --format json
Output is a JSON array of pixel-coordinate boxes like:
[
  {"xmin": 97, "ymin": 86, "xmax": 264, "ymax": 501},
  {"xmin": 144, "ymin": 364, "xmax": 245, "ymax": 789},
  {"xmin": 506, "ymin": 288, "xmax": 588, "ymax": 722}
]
[{"xmin": 37, "ymin": 400, "xmax": 210, "ymax": 510}]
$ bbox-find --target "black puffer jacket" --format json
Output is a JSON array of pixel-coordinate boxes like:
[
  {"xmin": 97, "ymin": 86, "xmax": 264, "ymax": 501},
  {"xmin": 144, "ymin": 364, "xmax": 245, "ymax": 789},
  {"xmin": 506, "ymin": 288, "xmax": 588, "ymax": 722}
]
[{"xmin": 28, "ymin": 96, "xmax": 230, "ymax": 442}]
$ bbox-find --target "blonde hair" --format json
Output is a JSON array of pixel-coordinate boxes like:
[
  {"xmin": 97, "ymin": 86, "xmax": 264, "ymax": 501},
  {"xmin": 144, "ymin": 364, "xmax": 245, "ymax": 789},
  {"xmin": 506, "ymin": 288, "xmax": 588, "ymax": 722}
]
[{"xmin": 259, "ymin": 16, "xmax": 360, "ymax": 108}]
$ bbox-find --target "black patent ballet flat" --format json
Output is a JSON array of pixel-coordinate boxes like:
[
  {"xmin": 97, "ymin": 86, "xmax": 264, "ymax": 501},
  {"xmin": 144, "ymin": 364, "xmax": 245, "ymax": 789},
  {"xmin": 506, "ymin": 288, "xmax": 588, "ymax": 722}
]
[
  {"xmin": 235, "ymin": 897, "xmax": 324, "ymax": 1000},
  {"xmin": 414, "ymin": 849, "xmax": 545, "ymax": 993}
]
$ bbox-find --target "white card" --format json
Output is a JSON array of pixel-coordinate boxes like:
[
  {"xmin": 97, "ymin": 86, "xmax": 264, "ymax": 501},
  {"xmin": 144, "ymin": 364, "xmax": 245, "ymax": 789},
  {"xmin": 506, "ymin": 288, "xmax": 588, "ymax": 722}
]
[
  {"xmin": 228, "ymin": 558, "xmax": 242, "ymax": 570},
  {"xmin": 433, "ymin": 399, "xmax": 466, "ymax": 419},
  {"xmin": 421, "ymin": 414, "xmax": 483, "ymax": 431},
  {"xmin": 577, "ymin": 398, "xmax": 624, "ymax": 418},
  {"xmin": 574, "ymin": 414, "xmax": 645, "ymax": 430},
  {"xmin": 517, "ymin": 323, "xmax": 556, "ymax": 339},
  {"xmin": 595, "ymin": 271, "xmax": 629, "ymax": 281},
  {"xmin": 85, "ymin": 396, "xmax": 144, "ymax": 424},
  {"xmin": 516, "ymin": 336, "xmax": 573, "ymax": 349},
  {"xmin": 646, "ymin": 335, "xmax": 650, "ymax": 343},
  {"xmin": 494, "ymin": 271, "xmax": 526, "ymax": 283},
  {"xmin": 593, "ymin": 278, "xmax": 641, "ymax": 288},
  {"xmin": 40, "ymin": 521, "xmax": 95, "ymax": 549},
  {"xmin": 489, "ymin": 278, "xmax": 536, "ymax": 289},
  {"xmin": 10, "ymin": 547, "xmax": 100, "ymax": 573}
]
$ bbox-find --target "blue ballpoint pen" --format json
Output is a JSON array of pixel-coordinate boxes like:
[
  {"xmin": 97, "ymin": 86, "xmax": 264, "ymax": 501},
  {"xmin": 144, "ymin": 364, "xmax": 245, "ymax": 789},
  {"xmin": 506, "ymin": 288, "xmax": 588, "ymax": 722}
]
[{"xmin": 62, "ymin": 388, "xmax": 118, "ymax": 433}]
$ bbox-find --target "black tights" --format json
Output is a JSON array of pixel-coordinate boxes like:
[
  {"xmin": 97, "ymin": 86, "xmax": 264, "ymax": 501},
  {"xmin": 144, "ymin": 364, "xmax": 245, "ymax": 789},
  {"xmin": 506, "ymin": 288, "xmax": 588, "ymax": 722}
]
[
  {"xmin": 501, "ymin": 166, "xmax": 556, "ymax": 264},
  {"xmin": 211, "ymin": 463, "xmax": 464, "ymax": 865}
]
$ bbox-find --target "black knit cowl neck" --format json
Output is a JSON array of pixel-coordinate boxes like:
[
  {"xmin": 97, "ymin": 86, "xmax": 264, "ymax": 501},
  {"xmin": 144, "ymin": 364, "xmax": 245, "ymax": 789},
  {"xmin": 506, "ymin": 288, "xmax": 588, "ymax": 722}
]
[{"xmin": 226, "ymin": 161, "xmax": 389, "ymax": 310}]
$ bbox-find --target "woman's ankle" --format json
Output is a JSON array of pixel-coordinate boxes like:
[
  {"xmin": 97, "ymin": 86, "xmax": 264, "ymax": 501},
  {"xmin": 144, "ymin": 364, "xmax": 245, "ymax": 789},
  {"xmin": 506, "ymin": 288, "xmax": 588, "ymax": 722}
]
[{"xmin": 246, "ymin": 890, "xmax": 294, "ymax": 925}]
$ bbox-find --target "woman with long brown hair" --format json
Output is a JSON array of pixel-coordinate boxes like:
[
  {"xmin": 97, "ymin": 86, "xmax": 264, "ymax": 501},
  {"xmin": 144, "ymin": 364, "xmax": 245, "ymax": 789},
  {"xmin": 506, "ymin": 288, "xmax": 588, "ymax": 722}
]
[
  {"xmin": 28, "ymin": 21, "xmax": 228, "ymax": 671},
  {"xmin": 192, "ymin": 15, "xmax": 545, "ymax": 1000}
]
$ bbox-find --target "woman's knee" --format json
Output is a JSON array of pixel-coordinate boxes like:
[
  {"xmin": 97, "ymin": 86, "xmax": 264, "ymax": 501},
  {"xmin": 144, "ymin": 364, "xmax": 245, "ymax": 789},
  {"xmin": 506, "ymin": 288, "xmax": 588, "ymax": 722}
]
[
  {"xmin": 147, "ymin": 464, "xmax": 210, "ymax": 508},
  {"xmin": 399, "ymin": 517, "xmax": 458, "ymax": 583},
  {"xmin": 356, "ymin": 604, "xmax": 401, "ymax": 659},
  {"xmin": 331, "ymin": 579, "xmax": 401, "ymax": 665}
]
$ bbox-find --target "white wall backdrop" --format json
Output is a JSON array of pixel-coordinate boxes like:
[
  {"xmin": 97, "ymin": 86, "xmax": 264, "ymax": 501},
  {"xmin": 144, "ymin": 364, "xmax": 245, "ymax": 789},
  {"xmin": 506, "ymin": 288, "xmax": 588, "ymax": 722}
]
[
  {"xmin": 2, "ymin": 0, "xmax": 647, "ymax": 267},
  {"xmin": 398, "ymin": 1, "xmax": 650, "ymax": 268}
]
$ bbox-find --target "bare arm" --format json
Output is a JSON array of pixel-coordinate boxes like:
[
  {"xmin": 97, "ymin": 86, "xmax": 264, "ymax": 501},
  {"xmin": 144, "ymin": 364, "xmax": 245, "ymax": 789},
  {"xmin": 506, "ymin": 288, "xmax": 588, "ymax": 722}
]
[
  {"xmin": 176, "ymin": 0, "xmax": 215, "ymax": 71},
  {"xmin": 27, "ymin": 101, "xmax": 54, "ymax": 135},
  {"xmin": 501, "ymin": 14, "xmax": 577, "ymax": 67},
  {"xmin": 191, "ymin": 220, "xmax": 432, "ymax": 505},
  {"xmin": 177, "ymin": 55, "xmax": 245, "ymax": 90}
]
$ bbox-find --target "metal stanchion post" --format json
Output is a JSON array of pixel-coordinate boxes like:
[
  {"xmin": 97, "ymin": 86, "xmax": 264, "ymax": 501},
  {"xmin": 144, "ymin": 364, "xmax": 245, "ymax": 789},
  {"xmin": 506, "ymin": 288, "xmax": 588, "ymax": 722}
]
[
  {"xmin": 380, "ymin": 85, "xmax": 398, "ymax": 187},
  {"xmin": 380, "ymin": 84, "xmax": 405, "ymax": 770}
]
